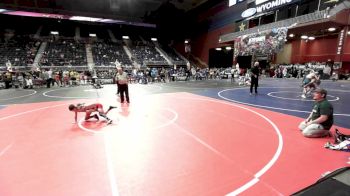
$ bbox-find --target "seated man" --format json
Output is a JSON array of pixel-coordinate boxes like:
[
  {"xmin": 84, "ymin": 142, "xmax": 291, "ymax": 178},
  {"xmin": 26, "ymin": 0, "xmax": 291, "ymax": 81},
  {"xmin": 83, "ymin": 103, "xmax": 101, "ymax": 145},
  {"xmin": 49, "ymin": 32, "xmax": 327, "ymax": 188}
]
[
  {"xmin": 68, "ymin": 103, "xmax": 117, "ymax": 124},
  {"xmin": 298, "ymin": 88, "xmax": 333, "ymax": 137},
  {"xmin": 301, "ymin": 70, "xmax": 320, "ymax": 98}
]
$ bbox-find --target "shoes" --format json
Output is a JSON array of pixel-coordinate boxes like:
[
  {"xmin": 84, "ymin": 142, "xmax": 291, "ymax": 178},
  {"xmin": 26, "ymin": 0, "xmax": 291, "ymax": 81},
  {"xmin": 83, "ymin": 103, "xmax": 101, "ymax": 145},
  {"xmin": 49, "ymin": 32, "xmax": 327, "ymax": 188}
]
[
  {"xmin": 107, "ymin": 119, "xmax": 113, "ymax": 125},
  {"xmin": 324, "ymin": 142, "xmax": 331, "ymax": 148},
  {"xmin": 301, "ymin": 94, "xmax": 306, "ymax": 99},
  {"xmin": 109, "ymin": 106, "xmax": 118, "ymax": 110},
  {"xmin": 94, "ymin": 114, "xmax": 99, "ymax": 121},
  {"xmin": 250, "ymin": 93, "xmax": 252, "ymax": 95}
]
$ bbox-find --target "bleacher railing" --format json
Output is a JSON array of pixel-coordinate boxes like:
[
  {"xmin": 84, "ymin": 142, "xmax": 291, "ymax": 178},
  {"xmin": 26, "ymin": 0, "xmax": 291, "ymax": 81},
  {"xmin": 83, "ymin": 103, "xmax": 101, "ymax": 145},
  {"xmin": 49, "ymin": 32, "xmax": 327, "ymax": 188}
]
[{"xmin": 219, "ymin": 9, "xmax": 330, "ymax": 43}]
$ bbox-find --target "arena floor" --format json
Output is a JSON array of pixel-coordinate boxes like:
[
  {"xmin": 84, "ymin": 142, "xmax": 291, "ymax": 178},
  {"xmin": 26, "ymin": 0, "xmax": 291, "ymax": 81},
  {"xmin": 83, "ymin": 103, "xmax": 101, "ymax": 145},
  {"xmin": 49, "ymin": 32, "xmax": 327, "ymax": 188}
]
[{"xmin": 0, "ymin": 78, "xmax": 349, "ymax": 196}]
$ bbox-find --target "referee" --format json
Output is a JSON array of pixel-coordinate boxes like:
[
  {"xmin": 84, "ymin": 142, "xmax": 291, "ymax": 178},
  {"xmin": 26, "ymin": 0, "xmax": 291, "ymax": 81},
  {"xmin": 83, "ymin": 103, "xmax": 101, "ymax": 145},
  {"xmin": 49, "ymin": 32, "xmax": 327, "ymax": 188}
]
[
  {"xmin": 116, "ymin": 67, "xmax": 130, "ymax": 104},
  {"xmin": 250, "ymin": 61, "xmax": 260, "ymax": 95}
]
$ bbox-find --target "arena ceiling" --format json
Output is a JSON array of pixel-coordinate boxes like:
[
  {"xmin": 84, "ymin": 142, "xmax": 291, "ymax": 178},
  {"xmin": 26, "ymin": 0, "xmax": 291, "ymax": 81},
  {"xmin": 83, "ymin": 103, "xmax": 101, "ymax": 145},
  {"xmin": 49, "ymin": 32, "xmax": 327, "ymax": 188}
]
[{"xmin": 0, "ymin": 0, "xmax": 211, "ymax": 23}]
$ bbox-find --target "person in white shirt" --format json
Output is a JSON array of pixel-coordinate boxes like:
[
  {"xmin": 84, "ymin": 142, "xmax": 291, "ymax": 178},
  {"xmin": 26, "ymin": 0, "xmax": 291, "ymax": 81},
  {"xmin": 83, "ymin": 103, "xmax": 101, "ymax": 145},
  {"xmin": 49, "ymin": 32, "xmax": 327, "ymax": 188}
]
[
  {"xmin": 47, "ymin": 68, "xmax": 53, "ymax": 88},
  {"xmin": 323, "ymin": 65, "xmax": 331, "ymax": 79},
  {"xmin": 116, "ymin": 67, "xmax": 130, "ymax": 104}
]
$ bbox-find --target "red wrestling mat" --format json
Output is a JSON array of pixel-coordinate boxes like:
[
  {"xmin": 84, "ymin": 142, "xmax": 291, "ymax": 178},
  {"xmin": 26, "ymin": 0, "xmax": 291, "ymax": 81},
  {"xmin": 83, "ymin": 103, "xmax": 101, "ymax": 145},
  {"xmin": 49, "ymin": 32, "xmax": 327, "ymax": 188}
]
[{"xmin": 0, "ymin": 93, "xmax": 348, "ymax": 196}]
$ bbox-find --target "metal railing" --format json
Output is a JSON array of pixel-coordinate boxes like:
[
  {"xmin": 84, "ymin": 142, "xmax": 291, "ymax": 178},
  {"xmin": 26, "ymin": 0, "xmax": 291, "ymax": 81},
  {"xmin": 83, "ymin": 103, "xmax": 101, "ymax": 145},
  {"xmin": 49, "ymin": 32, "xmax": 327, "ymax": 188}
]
[
  {"xmin": 220, "ymin": 9, "xmax": 331, "ymax": 43},
  {"xmin": 143, "ymin": 61, "xmax": 169, "ymax": 66}
]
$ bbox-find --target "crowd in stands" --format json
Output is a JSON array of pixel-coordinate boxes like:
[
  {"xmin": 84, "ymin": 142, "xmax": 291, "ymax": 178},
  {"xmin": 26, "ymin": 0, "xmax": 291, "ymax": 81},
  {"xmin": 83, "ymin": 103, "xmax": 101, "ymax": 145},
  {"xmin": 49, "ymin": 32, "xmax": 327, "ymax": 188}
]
[
  {"xmin": 129, "ymin": 42, "xmax": 167, "ymax": 66},
  {"xmin": 0, "ymin": 28, "xmax": 188, "ymax": 71},
  {"xmin": 1, "ymin": 29, "xmax": 349, "ymax": 91},
  {"xmin": 91, "ymin": 41, "xmax": 132, "ymax": 67},
  {"xmin": 40, "ymin": 39, "xmax": 87, "ymax": 67},
  {"xmin": 95, "ymin": 70, "xmax": 115, "ymax": 79},
  {"xmin": 269, "ymin": 63, "xmax": 347, "ymax": 80},
  {"xmin": 0, "ymin": 35, "xmax": 39, "ymax": 67},
  {"xmin": 0, "ymin": 68, "xmax": 92, "ymax": 89}
]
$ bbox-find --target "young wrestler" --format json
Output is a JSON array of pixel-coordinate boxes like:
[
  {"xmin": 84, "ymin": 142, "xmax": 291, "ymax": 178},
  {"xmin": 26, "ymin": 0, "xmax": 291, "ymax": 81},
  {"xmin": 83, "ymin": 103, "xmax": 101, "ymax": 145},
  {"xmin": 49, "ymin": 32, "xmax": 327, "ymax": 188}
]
[
  {"xmin": 68, "ymin": 103, "xmax": 117, "ymax": 124},
  {"xmin": 301, "ymin": 70, "xmax": 320, "ymax": 98}
]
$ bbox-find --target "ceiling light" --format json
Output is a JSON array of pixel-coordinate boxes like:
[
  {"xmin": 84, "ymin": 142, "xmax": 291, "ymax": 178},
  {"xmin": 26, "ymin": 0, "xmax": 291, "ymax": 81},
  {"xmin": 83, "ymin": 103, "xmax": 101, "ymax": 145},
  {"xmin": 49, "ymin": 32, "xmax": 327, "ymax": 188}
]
[
  {"xmin": 70, "ymin": 16, "xmax": 102, "ymax": 22},
  {"xmin": 215, "ymin": 48, "xmax": 222, "ymax": 51},
  {"xmin": 289, "ymin": 34, "xmax": 295, "ymax": 38},
  {"xmin": 308, "ymin": 37, "xmax": 315, "ymax": 40},
  {"xmin": 328, "ymin": 27, "xmax": 336, "ymax": 32},
  {"xmin": 225, "ymin": 46, "xmax": 232, "ymax": 50},
  {"xmin": 347, "ymin": 31, "xmax": 350, "ymax": 35},
  {"xmin": 151, "ymin": 38, "xmax": 157, "ymax": 41},
  {"xmin": 89, "ymin": 34, "xmax": 96, "ymax": 37},
  {"xmin": 184, "ymin": 40, "xmax": 189, "ymax": 44},
  {"xmin": 50, "ymin": 31, "xmax": 59, "ymax": 35},
  {"xmin": 122, "ymin": 36, "xmax": 129, "ymax": 39},
  {"xmin": 301, "ymin": 35, "xmax": 308, "ymax": 39}
]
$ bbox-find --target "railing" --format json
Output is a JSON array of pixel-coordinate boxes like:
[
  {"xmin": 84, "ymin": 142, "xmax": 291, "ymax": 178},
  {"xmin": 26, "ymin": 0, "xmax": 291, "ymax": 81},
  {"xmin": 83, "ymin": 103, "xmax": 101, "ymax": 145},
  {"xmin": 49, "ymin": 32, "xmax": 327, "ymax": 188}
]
[
  {"xmin": 220, "ymin": 9, "xmax": 329, "ymax": 43},
  {"xmin": 143, "ymin": 61, "xmax": 168, "ymax": 66},
  {"xmin": 330, "ymin": 0, "xmax": 350, "ymax": 16},
  {"xmin": 172, "ymin": 60, "xmax": 187, "ymax": 65}
]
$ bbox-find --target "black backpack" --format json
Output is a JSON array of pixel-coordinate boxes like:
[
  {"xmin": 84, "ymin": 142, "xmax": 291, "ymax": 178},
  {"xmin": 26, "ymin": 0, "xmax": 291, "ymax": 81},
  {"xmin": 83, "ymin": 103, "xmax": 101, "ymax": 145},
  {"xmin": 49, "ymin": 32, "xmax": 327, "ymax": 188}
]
[{"xmin": 334, "ymin": 128, "xmax": 350, "ymax": 144}]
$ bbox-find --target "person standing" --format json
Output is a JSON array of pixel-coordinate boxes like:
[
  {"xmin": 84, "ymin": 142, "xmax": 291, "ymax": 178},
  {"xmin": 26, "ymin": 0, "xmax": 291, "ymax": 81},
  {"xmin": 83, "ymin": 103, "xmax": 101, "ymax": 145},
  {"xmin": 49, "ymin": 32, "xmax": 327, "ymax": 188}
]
[
  {"xmin": 116, "ymin": 67, "xmax": 130, "ymax": 104},
  {"xmin": 298, "ymin": 88, "xmax": 333, "ymax": 138},
  {"xmin": 47, "ymin": 68, "xmax": 53, "ymax": 88},
  {"xmin": 250, "ymin": 61, "xmax": 260, "ymax": 95}
]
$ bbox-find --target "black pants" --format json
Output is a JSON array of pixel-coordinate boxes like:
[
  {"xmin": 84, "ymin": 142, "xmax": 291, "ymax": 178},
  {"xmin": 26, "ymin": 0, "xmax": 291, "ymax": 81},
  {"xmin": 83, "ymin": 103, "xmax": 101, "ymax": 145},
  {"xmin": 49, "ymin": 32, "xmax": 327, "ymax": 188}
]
[
  {"xmin": 46, "ymin": 78, "xmax": 52, "ymax": 88},
  {"xmin": 5, "ymin": 81, "xmax": 11, "ymax": 89},
  {"xmin": 250, "ymin": 76, "xmax": 258, "ymax": 93},
  {"xmin": 116, "ymin": 83, "xmax": 120, "ymax": 94},
  {"xmin": 119, "ymin": 84, "xmax": 129, "ymax": 103}
]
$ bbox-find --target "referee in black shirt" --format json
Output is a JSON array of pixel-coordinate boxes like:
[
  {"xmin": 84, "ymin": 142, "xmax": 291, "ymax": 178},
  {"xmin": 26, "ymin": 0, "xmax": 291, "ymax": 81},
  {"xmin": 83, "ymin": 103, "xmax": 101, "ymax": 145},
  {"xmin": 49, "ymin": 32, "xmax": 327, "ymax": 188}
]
[{"xmin": 250, "ymin": 61, "xmax": 260, "ymax": 95}]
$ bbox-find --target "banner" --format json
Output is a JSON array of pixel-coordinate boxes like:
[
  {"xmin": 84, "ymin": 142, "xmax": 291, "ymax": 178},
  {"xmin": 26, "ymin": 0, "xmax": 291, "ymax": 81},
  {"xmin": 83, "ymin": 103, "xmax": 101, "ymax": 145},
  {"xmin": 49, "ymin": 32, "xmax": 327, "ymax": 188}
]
[
  {"xmin": 334, "ymin": 26, "xmax": 348, "ymax": 62},
  {"xmin": 234, "ymin": 27, "xmax": 287, "ymax": 57}
]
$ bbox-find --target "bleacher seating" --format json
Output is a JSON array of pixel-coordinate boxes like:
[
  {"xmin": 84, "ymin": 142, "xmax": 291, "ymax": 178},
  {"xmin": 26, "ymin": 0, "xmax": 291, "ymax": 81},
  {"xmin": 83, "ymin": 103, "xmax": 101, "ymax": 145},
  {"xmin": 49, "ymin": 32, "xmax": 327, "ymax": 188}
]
[
  {"xmin": 160, "ymin": 44, "xmax": 186, "ymax": 65},
  {"xmin": 91, "ymin": 41, "xmax": 132, "ymax": 67},
  {"xmin": 40, "ymin": 39, "xmax": 87, "ymax": 67},
  {"xmin": 0, "ymin": 15, "xmax": 188, "ymax": 71},
  {"xmin": 129, "ymin": 42, "xmax": 167, "ymax": 66},
  {"xmin": 0, "ymin": 35, "xmax": 40, "ymax": 68}
]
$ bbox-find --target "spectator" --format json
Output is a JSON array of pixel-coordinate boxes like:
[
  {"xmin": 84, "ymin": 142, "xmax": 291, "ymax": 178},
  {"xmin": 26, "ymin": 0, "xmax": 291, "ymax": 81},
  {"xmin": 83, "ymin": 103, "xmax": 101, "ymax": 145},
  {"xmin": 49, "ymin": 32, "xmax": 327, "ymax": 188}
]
[{"xmin": 298, "ymin": 88, "xmax": 333, "ymax": 138}]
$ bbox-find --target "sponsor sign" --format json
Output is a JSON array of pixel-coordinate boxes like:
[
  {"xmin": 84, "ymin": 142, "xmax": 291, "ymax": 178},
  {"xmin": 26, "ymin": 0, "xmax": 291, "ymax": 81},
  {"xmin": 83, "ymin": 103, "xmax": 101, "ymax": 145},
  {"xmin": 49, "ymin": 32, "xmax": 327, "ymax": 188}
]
[
  {"xmin": 337, "ymin": 29, "xmax": 345, "ymax": 55},
  {"xmin": 248, "ymin": 36, "xmax": 266, "ymax": 44},
  {"xmin": 335, "ymin": 26, "xmax": 348, "ymax": 62},
  {"xmin": 241, "ymin": 8, "xmax": 257, "ymax": 18},
  {"xmin": 241, "ymin": 0, "xmax": 295, "ymax": 18},
  {"xmin": 256, "ymin": 0, "xmax": 293, "ymax": 13}
]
